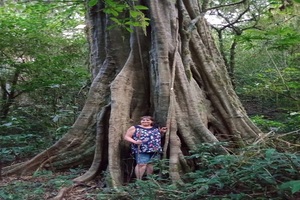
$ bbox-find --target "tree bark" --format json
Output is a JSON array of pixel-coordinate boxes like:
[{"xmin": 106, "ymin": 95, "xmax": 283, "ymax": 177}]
[{"xmin": 3, "ymin": 0, "xmax": 261, "ymax": 187}]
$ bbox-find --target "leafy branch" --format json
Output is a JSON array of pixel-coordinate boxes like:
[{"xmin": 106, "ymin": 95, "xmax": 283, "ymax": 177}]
[{"xmin": 88, "ymin": 0, "xmax": 149, "ymax": 33}]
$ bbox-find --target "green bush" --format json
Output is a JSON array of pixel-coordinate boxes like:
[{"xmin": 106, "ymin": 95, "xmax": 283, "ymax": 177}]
[
  {"xmin": 251, "ymin": 115, "xmax": 285, "ymax": 132},
  {"xmin": 0, "ymin": 115, "xmax": 49, "ymax": 163},
  {"xmin": 114, "ymin": 142, "xmax": 300, "ymax": 200},
  {"xmin": 181, "ymin": 143, "xmax": 300, "ymax": 199},
  {"xmin": 251, "ymin": 112, "xmax": 300, "ymax": 133}
]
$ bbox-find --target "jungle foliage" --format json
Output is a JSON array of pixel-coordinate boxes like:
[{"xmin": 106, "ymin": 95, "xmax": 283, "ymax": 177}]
[
  {"xmin": 0, "ymin": 1, "xmax": 89, "ymax": 164},
  {"xmin": 1, "ymin": 141, "xmax": 299, "ymax": 199}
]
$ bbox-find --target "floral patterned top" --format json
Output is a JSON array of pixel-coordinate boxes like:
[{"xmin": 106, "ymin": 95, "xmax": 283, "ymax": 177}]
[{"xmin": 131, "ymin": 125, "xmax": 162, "ymax": 154}]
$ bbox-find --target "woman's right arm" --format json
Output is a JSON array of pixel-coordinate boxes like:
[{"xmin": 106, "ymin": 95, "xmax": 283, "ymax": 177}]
[{"xmin": 124, "ymin": 126, "xmax": 142, "ymax": 145}]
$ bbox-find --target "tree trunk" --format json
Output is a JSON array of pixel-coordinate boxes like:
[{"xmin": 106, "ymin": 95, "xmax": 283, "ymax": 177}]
[
  {"xmin": 0, "ymin": 68, "xmax": 21, "ymax": 119},
  {"xmin": 3, "ymin": 0, "xmax": 261, "ymax": 187}
]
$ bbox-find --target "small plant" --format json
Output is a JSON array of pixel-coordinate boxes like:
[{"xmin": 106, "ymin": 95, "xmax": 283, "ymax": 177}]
[{"xmin": 251, "ymin": 115, "xmax": 284, "ymax": 132}]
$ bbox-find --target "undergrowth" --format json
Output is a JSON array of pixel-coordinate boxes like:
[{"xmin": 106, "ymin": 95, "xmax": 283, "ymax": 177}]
[
  {"xmin": 97, "ymin": 135, "xmax": 300, "ymax": 200},
  {"xmin": 0, "ymin": 169, "xmax": 83, "ymax": 200},
  {"xmin": 1, "ymin": 133, "xmax": 299, "ymax": 200}
]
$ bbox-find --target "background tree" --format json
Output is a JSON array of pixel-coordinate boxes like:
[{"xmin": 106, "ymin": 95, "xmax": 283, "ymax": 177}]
[
  {"xmin": 236, "ymin": 11, "xmax": 300, "ymax": 133},
  {"xmin": 0, "ymin": 1, "xmax": 88, "ymax": 119},
  {"xmin": 207, "ymin": 0, "xmax": 297, "ymax": 87},
  {"xmin": 205, "ymin": 0, "xmax": 299, "ymax": 133},
  {"xmin": 3, "ymin": 0, "xmax": 263, "ymax": 187},
  {"xmin": 207, "ymin": 0, "xmax": 265, "ymax": 87},
  {"xmin": 0, "ymin": 1, "xmax": 89, "ymax": 164}
]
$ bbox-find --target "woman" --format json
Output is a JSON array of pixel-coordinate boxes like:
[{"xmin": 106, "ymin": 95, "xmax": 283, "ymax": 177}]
[{"xmin": 124, "ymin": 116, "xmax": 167, "ymax": 179}]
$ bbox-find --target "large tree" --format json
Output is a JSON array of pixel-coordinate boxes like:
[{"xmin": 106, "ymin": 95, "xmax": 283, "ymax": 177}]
[{"xmin": 3, "ymin": 0, "xmax": 261, "ymax": 187}]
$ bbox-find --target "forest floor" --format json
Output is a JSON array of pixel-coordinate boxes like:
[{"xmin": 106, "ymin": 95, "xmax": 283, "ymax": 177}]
[{"xmin": 0, "ymin": 171, "xmax": 104, "ymax": 200}]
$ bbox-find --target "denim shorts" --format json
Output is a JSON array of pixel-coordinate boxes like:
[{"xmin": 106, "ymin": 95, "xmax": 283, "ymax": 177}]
[{"xmin": 135, "ymin": 152, "xmax": 161, "ymax": 164}]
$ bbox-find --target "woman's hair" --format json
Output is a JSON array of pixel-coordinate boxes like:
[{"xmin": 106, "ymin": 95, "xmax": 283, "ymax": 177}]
[{"xmin": 140, "ymin": 116, "xmax": 154, "ymax": 121}]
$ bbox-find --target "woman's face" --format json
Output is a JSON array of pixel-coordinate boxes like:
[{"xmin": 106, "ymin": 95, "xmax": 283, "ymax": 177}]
[{"xmin": 140, "ymin": 117, "xmax": 153, "ymax": 126}]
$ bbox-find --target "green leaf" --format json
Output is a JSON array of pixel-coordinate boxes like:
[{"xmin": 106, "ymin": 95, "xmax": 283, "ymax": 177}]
[
  {"xmin": 115, "ymin": 5, "xmax": 127, "ymax": 12},
  {"xmin": 111, "ymin": 9, "xmax": 119, "ymax": 17},
  {"xmin": 88, "ymin": 0, "xmax": 98, "ymax": 7},
  {"xmin": 125, "ymin": 27, "xmax": 133, "ymax": 33},
  {"xmin": 105, "ymin": 0, "xmax": 117, "ymax": 7},
  {"xmin": 265, "ymin": 148, "xmax": 276, "ymax": 158},
  {"xmin": 280, "ymin": 180, "xmax": 300, "ymax": 194},
  {"xmin": 130, "ymin": 10, "xmax": 140, "ymax": 18},
  {"xmin": 134, "ymin": 5, "xmax": 148, "ymax": 10},
  {"xmin": 110, "ymin": 17, "xmax": 121, "ymax": 25}
]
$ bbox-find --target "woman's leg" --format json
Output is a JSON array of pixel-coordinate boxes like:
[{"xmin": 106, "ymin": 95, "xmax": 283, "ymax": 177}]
[
  {"xmin": 146, "ymin": 164, "xmax": 154, "ymax": 175},
  {"xmin": 146, "ymin": 153, "xmax": 160, "ymax": 176},
  {"xmin": 135, "ymin": 164, "xmax": 147, "ymax": 179},
  {"xmin": 135, "ymin": 153, "xmax": 151, "ymax": 179}
]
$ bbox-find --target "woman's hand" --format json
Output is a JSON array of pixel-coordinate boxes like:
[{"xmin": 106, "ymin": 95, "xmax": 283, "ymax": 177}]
[
  {"xmin": 160, "ymin": 127, "xmax": 167, "ymax": 133},
  {"xmin": 135, "ymin": 140, "xmax": 143, "ymax": 145}
]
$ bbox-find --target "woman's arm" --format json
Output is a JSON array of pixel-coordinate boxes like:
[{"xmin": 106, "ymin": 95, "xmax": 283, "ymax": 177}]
[{"xmin": 124, "ymin": 126, "xmax": 142, "ymax": 145}]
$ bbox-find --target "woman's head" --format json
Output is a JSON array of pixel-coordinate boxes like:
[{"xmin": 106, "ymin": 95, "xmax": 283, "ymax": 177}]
[{"xmin": 140, "ymin": 116, "xmax": 154, "ymax": 126}]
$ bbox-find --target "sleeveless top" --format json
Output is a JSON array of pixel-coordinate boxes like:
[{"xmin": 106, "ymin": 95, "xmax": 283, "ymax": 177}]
[{"xmin": 131, "ymin": 125, "xmax": 162, "ymax": 154}]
